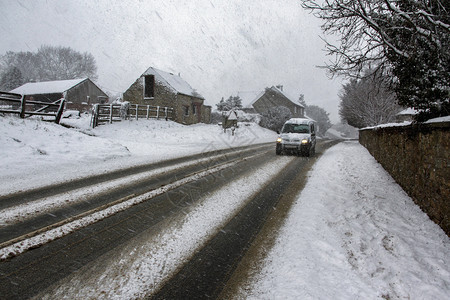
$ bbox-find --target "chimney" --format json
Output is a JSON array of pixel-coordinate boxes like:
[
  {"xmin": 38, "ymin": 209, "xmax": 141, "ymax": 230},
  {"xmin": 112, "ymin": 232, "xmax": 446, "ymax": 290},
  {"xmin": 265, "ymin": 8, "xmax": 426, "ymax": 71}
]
[{"xmin": 276, "ymin": 85, "xmax": 283, "ymax": 91}]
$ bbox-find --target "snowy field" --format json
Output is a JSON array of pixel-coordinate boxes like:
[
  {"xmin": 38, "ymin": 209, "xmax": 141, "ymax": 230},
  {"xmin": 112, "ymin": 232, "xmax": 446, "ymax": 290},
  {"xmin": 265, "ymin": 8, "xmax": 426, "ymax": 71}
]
[{"xmin": 0, "ymin": 115, "xmax": 449, "ymax": 299}]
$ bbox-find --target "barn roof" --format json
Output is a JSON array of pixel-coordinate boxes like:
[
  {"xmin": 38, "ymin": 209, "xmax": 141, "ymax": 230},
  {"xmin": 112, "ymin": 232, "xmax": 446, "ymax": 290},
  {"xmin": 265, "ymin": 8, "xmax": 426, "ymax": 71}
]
[
  {"xmin": 266, "ymin": 86, "xmax": 304, "ymax": 108},
  {"xmin": 10, "ymin": 78, "xmax": 88, "ymax": 95},
  {"xmin": 236, "ymin": 86, "xmax": 304, "ymax": 109},
  {"xmin": 236, "ymin": 90, "xmax": 264, "ymax": 109},
  {"xmin": 143, "ymin": 67, "xmax": 204, "ymax": 99}
]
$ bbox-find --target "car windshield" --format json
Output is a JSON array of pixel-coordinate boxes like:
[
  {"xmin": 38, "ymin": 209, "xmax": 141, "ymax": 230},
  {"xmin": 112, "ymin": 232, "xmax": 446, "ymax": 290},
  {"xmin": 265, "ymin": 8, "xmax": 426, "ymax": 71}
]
[{"xmin": 281, "ymin": 124, "xmax": 310, "ymax": 134}]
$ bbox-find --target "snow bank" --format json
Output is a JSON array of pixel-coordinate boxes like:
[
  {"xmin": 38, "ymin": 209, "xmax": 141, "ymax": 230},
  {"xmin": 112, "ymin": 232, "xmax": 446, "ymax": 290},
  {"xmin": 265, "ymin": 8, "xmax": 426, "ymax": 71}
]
[
  {"xmin": 425, "ymin": 116, "xmax": 450, "ymax": 124},
  {"xmin": 245, "ymin": 141, "xmax": 449, "ymax": 300},
  {"xmin": 361, "ymin": 116, "xmax": 450, "ymax": 130}
]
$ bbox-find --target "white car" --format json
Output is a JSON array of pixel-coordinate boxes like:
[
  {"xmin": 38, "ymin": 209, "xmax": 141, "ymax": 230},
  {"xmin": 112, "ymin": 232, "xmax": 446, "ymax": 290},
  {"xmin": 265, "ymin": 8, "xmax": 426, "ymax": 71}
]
[{"xmin": 276, "ymin": 118, "xmax": 316, "ymax": 156}]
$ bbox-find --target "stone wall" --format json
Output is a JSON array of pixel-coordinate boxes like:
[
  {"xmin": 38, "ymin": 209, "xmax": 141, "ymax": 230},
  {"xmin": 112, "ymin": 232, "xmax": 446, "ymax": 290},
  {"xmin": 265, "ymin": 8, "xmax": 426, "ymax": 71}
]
[{"xmin": 359, "ymin": 121, "xmax": 449, "ymax": 235}]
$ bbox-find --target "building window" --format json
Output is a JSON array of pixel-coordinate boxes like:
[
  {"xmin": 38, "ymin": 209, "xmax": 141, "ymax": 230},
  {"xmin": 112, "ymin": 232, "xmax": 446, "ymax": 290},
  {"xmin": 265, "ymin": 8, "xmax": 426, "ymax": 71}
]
[
  {"xmin": 192, "ymin": 103, "xmax": 197, "ymax": 115},
  {"xmin": 144, "ymin": 75, "xmax": 155, "ymax": 98},
  {"xmin": 184, "ymin": 105, "xmax": 189, "ymax": 116}
]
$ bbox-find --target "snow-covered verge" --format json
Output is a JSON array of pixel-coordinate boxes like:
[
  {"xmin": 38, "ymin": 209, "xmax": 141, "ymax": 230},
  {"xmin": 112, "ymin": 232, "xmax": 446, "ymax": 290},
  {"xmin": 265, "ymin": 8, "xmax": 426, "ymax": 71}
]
[
  {"xmin": 243, "ymin": 141, "xmax": 450, "ymax": 300},
  {"xmin": 0, "ymin": 114, "xmax": 277, "ymax": 195},
  {"xmin": 361, "ymin": 115, "xmax": 450, "ymax": 130},
  {"xmin": 425, "ymin": 115, "xmax": 450, "ymax": 124}
]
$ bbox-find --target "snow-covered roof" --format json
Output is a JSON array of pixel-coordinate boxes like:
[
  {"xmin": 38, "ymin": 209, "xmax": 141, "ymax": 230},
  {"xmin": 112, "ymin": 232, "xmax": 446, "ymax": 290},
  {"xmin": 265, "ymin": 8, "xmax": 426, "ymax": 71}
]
[
  {"xmin": 235, "ymin": 86, "xmax": 303, "ymax": 109},
  {"xmin": 10, "ymin": 78, "xmax": 88, "ymax": 95},
  {"xmin": 397, "ymin": 108, "xmax": 419, "ymax": 115},
  {"xmin": 236, "ymin": 90, "xmax": 264, "ymax": 109},
  {"xmin": 143, "ymin": 67, "xmax": 204, "ymax": 99},
  {"xmin": 227, "ymin": 110, "xmax": 238, "ymax": 120},
  {"xmin": 270, "ymin": 86, "xmax": 304, "ymax": 108}
]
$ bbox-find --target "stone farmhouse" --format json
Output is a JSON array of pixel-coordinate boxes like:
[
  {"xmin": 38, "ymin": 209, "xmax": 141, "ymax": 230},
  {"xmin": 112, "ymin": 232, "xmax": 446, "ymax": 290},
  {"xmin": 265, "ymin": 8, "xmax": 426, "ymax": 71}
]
[
  {"xmin": 10, "ymin": 78, "xmax": 108, "ymax": 112},
  {"xmin": 237, "ymin": 85, "xmax": 305, "ymax": 118},
  {"xmin": 122, "ymin": 67, "xmax": 211, "ymax": 125}
]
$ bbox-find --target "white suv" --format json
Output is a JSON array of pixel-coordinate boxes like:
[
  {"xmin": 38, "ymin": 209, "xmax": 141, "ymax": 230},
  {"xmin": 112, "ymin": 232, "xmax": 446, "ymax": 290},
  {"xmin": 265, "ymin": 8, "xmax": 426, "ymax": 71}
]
[{"xmin": 276, "ymin": 118, "xmax": 316, "ymax": 157}]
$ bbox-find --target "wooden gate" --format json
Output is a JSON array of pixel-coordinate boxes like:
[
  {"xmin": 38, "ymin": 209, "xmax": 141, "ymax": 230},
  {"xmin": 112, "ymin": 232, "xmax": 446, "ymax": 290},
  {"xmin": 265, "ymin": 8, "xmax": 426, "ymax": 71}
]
[{"xmin": 0, "ymin": 91, "xmax": 65, "ymax": 124}]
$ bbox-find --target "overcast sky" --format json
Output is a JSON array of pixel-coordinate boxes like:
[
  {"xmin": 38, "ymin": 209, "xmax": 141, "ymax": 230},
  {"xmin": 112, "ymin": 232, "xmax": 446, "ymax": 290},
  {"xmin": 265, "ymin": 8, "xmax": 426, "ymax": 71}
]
[{"xmin": 0, "ymin": 0, "xmax": 343, "ymax": 122}]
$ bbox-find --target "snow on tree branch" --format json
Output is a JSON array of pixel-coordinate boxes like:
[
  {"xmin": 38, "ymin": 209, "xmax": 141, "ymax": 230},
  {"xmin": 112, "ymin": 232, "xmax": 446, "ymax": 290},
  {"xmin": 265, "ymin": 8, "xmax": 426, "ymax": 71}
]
[{"xmin": 301, "ymin": 0, "xmax": 450, "ymax": 121}]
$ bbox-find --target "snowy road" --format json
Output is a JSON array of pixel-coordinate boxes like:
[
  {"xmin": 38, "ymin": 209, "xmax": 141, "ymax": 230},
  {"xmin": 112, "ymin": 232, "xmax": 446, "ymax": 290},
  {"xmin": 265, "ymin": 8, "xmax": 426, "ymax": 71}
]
[
  {"xmin": 0, "ymin": 140, "xmax": 336, "ymax": 299},
  {"xmin": 1, "ymin": 116, "xmax": 447, "ymax": 299},
  {"xmin": 0, "ymin": 143, "xmax": 270, "ymax": 252}
]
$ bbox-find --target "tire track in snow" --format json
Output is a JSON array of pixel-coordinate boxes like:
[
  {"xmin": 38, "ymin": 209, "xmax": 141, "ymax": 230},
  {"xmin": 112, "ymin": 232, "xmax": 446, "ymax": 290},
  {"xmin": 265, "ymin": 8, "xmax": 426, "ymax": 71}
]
[{"xmin": 0, "ymin": 152, "xmax": 265, "ymax": 260}]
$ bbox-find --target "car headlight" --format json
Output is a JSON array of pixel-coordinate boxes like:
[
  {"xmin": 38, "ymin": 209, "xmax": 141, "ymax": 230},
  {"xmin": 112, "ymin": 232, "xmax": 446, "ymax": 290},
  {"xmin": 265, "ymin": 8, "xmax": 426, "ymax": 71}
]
[
  {"xmin": 276, "ymin": 137, "xmax": 282, "ymax": 143},
  {"xmin": 301, "ymin": 139, "xmax": 309, "ymax": 144}
]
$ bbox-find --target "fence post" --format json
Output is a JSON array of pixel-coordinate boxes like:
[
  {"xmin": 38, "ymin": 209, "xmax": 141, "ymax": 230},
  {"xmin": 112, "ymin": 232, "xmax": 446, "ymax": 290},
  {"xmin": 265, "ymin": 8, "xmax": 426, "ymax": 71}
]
[
  {"xmin": 109, "ymin": 104, "xmax": 113, "ymax": 123},
  {"xmin": 156, "ymin": 106, "xmax": 160, "ymax": 120},
  {"xmin": 55, "ymin": 99, "xmax": 65, "ymax": 124},
  {"xmin": 19, "ymin": 95, "xmax": 26, "ymax": 119},
  {"xmin": 146, "ymin": 105, "xmax": 150, "ymax": 119},
  {"xmin": 91, "ymin": 104, "xmax": 99, "ymax": 128},
  {"xmin": 165, "ymin": 107, "xmax": 168, "ymax": 120}
]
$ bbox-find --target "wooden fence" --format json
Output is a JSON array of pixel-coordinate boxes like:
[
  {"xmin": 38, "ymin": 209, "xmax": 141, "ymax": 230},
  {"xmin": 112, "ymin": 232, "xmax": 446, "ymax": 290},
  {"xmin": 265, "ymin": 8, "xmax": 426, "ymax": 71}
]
[
  {"xmin": 91, "ymin": 103, "xmax": 174, "ymax": 128},
  {"xmin": 0, "ymin": 91, "xmax": 65, "ymax": 124}
]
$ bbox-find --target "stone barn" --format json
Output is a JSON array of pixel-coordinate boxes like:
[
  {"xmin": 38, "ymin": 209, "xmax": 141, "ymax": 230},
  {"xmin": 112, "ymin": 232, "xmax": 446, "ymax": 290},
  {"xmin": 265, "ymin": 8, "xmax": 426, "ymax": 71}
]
[{"xmin": 122, "ymin": 67, "xmax": 211, "ymax": 125}]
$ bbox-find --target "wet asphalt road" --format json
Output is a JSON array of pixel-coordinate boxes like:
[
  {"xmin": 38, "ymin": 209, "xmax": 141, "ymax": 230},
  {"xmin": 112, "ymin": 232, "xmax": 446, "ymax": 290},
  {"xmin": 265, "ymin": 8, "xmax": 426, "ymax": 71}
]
[
  {"xmin": 148, "ymin": 140, "xmax": 339, "ymax": 299},
  {"xmin": 0, "ymin": 141, "xmax": 338, "ymax": 299},
  {"xmin": 149, "ymin": 154, "xmax": 309, "ymax": 299}
]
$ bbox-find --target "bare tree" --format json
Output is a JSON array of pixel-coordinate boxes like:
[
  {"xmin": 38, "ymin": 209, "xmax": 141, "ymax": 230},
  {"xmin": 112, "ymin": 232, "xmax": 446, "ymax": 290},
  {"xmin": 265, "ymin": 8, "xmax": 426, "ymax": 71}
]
[
  {"xmin": 339, "ymin": 71, "xmax": 401, "ymax": 128},
  {"xmin": 0, "ymin": 45, "xmax": 98, "ymax": 84},
  {"xmin": 305, "ymin": 105, "xmax": 332, "ymax": 136},
  {"xmin": 0, "ymin": 51, "xmax": 39, "ymax": 82},
  {"xmin": 299, "ymin": 95, "xmax": 332, "ymax": 136},
  {"xmin": 301, "ymin": 0, "xmax": 449, "ymax": 120},
  {"xmin": 216, "ymin": 95, "xmax": 243, "ymax": 111},
  {"xmin": 0, "ymin": 66, "xmax": 24, "ymax": 91},
  {"xmin": 36, "ymin": 45, "xmax": 97, "ymax": 81}
]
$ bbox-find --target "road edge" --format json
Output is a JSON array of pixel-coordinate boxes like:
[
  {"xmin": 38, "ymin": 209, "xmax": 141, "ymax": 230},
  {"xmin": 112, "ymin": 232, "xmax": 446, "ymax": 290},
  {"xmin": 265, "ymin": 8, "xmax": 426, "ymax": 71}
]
[{"xmin": 218, "ymin": 140, "xmax": 341, "ymax": 299}]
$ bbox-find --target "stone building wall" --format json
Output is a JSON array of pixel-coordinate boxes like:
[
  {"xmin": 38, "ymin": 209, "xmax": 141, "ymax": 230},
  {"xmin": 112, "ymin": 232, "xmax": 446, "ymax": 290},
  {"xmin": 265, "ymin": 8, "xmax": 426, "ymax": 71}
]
[
  {"xmin": 122, "ymin": 77, "xmax": 209, "ymax": 124},
  {"xmin": 359, "ymin": 121, "xmax": 449, "ymax": 235},
  {"xmin": 252, "ymin": 89, "xmax": 304, "ymax": 118},
  {"xmin": 201, "ymin": 105, "xmax": 212, "ymax": 124},
  {"xmin": 122, "ymin": 77, "xmax": 175, "ymax": 108}
]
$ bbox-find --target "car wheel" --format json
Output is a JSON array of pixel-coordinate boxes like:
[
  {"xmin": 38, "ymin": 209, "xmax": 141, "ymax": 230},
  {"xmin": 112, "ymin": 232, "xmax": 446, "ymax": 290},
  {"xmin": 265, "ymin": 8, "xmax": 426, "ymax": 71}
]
[{"xmin": 276, "ymin": 145, "xmax": 282, "ymax": 155}]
